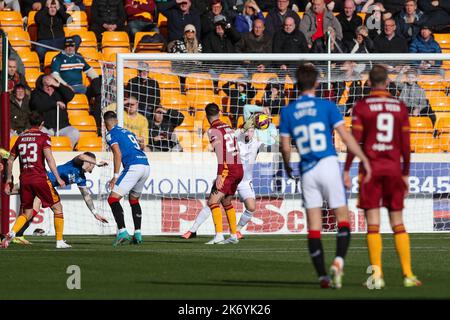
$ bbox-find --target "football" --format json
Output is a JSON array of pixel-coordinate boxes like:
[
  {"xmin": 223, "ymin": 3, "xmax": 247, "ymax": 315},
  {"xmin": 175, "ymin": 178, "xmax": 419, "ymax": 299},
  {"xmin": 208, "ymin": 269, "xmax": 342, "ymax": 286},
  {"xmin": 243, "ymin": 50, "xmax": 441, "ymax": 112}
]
[{"xmin": 254, "ymin": 113, "xmax": 270, "ymax": 130}]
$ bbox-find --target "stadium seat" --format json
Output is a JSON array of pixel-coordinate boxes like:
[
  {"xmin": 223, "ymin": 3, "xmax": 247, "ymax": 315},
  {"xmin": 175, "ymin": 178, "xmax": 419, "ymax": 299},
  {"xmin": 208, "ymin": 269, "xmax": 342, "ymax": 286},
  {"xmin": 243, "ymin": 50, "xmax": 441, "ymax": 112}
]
[
  {"xmin": 160, "ymin": 91, "xmax": 188, "ymax": 110},
  {"xmin": 237, "ymin": 116, "xmax": 244, "ymax": 128},
  {"xmin": 435, "ymin": 117, "xmax": 450, "ymax": 133},
  {"xmin": 0, "ymin": 11, "xmax": 23, "ymax": 29},
  {"xmin": 344, "ymin": 116, "xmax": 352, "ymax": 129},
  {"xmin": 68, "ymin": 109, "xmax": 90, "ymax": 118},
  {"xmin": 44, "ymin": 51, "xmax": 60, "ymax": 72},
  {"xmin": 123, "ymin": 68, "xmax": 138, "ymax": 84},
  {"xmin": 218, "ymin": 73, "xmax": 245, "ymax": 91},
  {"xmin": 434, "ymin": 33, "xmax": 450, "ymax": 49},
  {"xmin": 19, "ymin": 50, "xmax": 40, "ymax": 71},
  {"xmin": 174, "ymin": 129, "xmax": 202, "ymax": 152},
  {"xmin": 101, "ymin": 31, "xmax": 130, "ymax": 49},
  {"xmin": 417, "ymin": 75, "xmax": 448, "ymax": 91},
  {"xmin": 27, "ymin": 10, "xmax": 38, "ymax": 41},
  {"xmin": 202, "ymin": 114, "xmax": 231, "ymax": 132},
  {"xmin": 157, "ymin": 13, "xmax": 168, "ymax": 39},
  {"xmin": 271, "ymin": 115, "xmax": 279, "ymax": 127},
  {"xmin": 409, "ymin": 117, "xmax": 434, "ymax": 133},
  {"xmin": 10, "ymin": 136, "xmax": 18, "ymax": 150},
  {"xmin": 251, "ymin": 73, "xmax": 279, "ymax": 90},
  {"xmin": 25, "ymin": 69, "xmax": 43, "ymax": 89},
  {"xmin": 178, "ymin": 114, "xmax": 195, "ymax": 130},
  {"xmin": 187, "ymin": 90, "xmax": 221, "ymax": 109},
  {"xmin": 66, "ymin": 11, "xmax": 88, "ymax": 29},
  {"xmin": 51, "ymin": 136, "xmax": 73, "ymax": 151},
  {"xmin": 102, "ymin": 47, "xmax": 130, "ymax": 62},
  {"xmin": 70, "ymin": 115, "xmax": 97, "ymax": 132},
  {"xmin": 68, "ymin": 94, "xmax": 90, "ymax": 110},
  {"xmin": 146, "ymin": 60, "xmax": 172, "ymax": 72},
  {"xmin": 66, "ymin": 29, "xmax": 97, "ymax": 48},
  {"xmin": 438, "ymin": 133, "xmax": 450, "ymax": 152},
  {"xmin": 435, "ymin": 112, "xmax": 450, "ymax": 122},
  {"xmin": 429, "ymin": 95, "xmax": 450, "ymax": 112},
  {"xmin": 9, "ymin": 29, "xmax": 31, "ymax": 51},
  {"xmin": 134, "ymin": 32, "xmax": 164, "ymax": 52},
  {"xmin": 185, "ymin": 73, "xmax": 214, "ymax": 91},
  {"xmin": 76, "ymin": 136, "xmax": 102, "ymax": 151},
  {"xmin": 410, "ymin": 135, "xmax": 441, "ymax": 153},
  {"xmin": 149, "ymin": 73, "xmax": 181, "ymax": 91}
]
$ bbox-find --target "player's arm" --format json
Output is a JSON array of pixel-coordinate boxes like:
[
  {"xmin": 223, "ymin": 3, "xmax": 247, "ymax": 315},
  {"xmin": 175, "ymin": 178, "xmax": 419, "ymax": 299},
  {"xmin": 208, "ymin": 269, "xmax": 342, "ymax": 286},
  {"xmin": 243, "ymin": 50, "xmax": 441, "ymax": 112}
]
[
  {"xmin": 4, "ymin": 153, "xmax": 17, "ymax": 195},
  {"xmin": 109, "ymin": 144, "xmax": 122, "ymax": 190},
  {"xmin": 78, "ymin": 186, "xmax": 108, "ymax": 223},
  {"xmin": 43, "ymin": 148, "xmax": 66, "ymax": 188},
  {"xmin": 77, "ymin": 154, "xmax": 108, "ymax": 167}
]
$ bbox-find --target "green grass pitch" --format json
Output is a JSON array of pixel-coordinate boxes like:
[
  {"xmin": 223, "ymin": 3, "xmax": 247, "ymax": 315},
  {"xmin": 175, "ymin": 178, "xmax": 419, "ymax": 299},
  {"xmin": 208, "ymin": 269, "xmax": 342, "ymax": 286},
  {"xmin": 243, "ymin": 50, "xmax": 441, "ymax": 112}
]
[{"xmin": 0, "ymin": 233, "xmax": 449, "ymax": 299}]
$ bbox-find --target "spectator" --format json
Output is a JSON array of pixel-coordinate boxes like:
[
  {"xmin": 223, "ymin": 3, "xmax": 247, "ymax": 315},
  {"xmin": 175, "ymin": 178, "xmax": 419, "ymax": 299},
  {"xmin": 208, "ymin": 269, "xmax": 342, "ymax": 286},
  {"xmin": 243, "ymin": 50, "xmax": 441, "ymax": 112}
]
[
  {"xmin": 0, "ymin": 0, "xmax": 20, "ymax": 11},
  {"xmin": 262, "ymin": 82, "xmax": 286, "ymax": 116},
  {"xmin": 300, "ymin": 0, "xmax": 343, "ymax": 49},
  {"xmin": 61, "ymin": 0, "xmax": 86, "ymax": 11},
  {"xmin": 395, "ymin": 0, "xmax": 428, "ymax": 43},
  {"xmin": 373, "ymin": 18, "xmax": 408, "ymax": 53},
  {"xmin": 202, "ymin": 14, "xmax": 241, "ymax": 53},
  {"xmin": 158, "ymin": 0, "xmax": 201, "ymax": 42},
  {"xmin": 363, "ymin": 1, "xmax": 385, "ymax": 40},
  {"xmin": 305, "ymin": 0, "xmax": 343, "ymax": 12},
  {"xmin": 418, "ymin": 0, "xmax": 450, "ymax": 31},
  {"xmin": 10, "ymin": 84, "xmax": 31, "ymax": 135},
  {"xmin": 395, "ymin": 66, "xmax": 435, "ymax": 123},
  {"xmin": 337, "ymin": 0, "xmax": 363, "ymax": 49},
  {"xmin": 148, "ymin": 106, "xmax": 185, "ymax": 152},
  {"xmin": 90, "ymin": 0, "xmax": 127, "ymax": 43},
  {"xmin": 409, "ymin": 25, "xmax": 442, "ymax": 74},
  {"xmin": 223, "ymin": 0, "xmax": 246, "ymax": 20},
  {"xmin": 381, "ymin": 0, "xmax": 405, "ymax": 16},
  {"xmin": 21, "ymin": 0, "xmax": 43, "ymax": 18},
  {"xmin": 201, "ymin": 0, "xmax": 232, "ymax": 40},
  {"xmin": 265, "ymin": 0, "xmax": 301, "ymax": 35},
  {"xmin": 125, "ymin": 61, "xmax": 161, "ymax": 120},
  {"xmin": 236, "ymin": 19, "xmax": 272, "ymax": 72},
  {"xmin": 7, "ymin": 58, "xmax": 29, "ymax": 94},
  {"xmin": 169, "ymin": 24, "xmax": 202, "ymax": 52},
  {"xmin": 35, "ymin": 0, "xmax": 73, "ymax": 63},
  {"xmin": 234, "ymin": 0, "xmax": 264, "ymax": 33},
  {"xmin": 30, "ymin": 74, "xmax": 79, "ymax": 148},
  {"xmin": 51, "ymin": 37, "xmax": 99, "ymax": 94},
  {"xmin": 348, "ymin": 25, "xmax": 375, "ymax": 53},
  {"xmin": 334, "ymin": 60, "xmax": 364, "ymax": 115},
  {"xmin": 125, "ymin": 0, "xmax": 158, "ymax": 43},
  {"xmin": 272, "ymin": 16, "xmax": 309, "ymax": 79},
  {"xmin": 124, "ymin": 96, "xmax": 150, "ymax": 150},
  {"xmin": 222, "ymin": 80, "xmax": 256, "ymax": 127}
]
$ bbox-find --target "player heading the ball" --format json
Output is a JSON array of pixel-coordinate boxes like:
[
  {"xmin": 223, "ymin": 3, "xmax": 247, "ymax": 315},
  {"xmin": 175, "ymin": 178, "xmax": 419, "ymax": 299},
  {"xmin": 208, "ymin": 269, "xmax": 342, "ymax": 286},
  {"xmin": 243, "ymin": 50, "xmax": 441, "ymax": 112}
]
[
  {"xmin": 344, "ymin": 65, "xmax": 422, "ymax": 288},
  {"xmin": 279, "ymin": 63, "xmax": 372, "ymax": 289}
]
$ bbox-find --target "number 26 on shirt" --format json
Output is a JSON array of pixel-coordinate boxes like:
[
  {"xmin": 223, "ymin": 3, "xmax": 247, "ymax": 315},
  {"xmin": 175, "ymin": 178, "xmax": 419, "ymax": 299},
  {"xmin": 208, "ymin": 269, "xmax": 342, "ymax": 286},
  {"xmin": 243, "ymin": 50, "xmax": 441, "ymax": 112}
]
[{"xmin": 294, "ymin": 122, "xmax": 327, "ymax": 155}]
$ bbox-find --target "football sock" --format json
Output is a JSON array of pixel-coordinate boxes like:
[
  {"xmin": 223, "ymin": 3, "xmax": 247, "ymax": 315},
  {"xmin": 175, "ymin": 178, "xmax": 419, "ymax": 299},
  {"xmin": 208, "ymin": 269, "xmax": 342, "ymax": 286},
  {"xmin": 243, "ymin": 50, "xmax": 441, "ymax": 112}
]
[
  {"xmin": 54, "ymin": 213, "xmax": 64, "ymax": 241},
  {"xmin": 393, "ymin": 224, "xmax": 413, "ymax": 278},
  {"xmin": 129, "ymin": 199, "xmax": 142, "ymax": 231},
  {"xmin": 190, "ymin": 206, "xmax": 211, "ymax": 233},
  {"xmin": 224, "ymin": 204, "xmax": 237, "ymax": 235},
  {"xmin": 209, "ymin": 204, "xmax": 223, "ymax": 234},
  {"xmin": 367, "ymin": 224, "xmax": 383, "ymax": 278},
  {"xmin": 12, "ymin": 214, "xmax": 30, "ymax": 234},
  {"xmin": 108, "ymin": 197, "xmax": 125, "ymax": 230},
  {"xmin": 16, "ymin": 210, "xmax": 39, "ymax": 237},
  {"xmin": 308, "ymin": 230, "xmax": 327, "ymax": 277},
  {"xmin": 336, "ymin": 221, "xmax": 351, "ymax": 259},
  {"xmin": 237, "ymin": 209, "xmax": 254, "ymax": 231}
]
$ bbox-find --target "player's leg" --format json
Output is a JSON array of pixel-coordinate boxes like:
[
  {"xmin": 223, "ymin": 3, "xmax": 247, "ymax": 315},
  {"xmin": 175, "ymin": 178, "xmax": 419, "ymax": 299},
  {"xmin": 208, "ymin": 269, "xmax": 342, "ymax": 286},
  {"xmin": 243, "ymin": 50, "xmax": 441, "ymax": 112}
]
[
  {"xmin": 206, "ymin": 186, "xmax": 226, "ymax": 244},
  {"xmin": 14, "ymin": 198, "xmax": 42, "ymax": 244},
  {"xmin": 221, "ymin": 195, "xmax": 239, "ymax": 244},
  {"xmin": 50, "ymin": 201, "xmax": 71, "ymax": 249},
  {"xmin": 128, "ymin": 165, "xmax": 151, "ymax": 244},
  {"xmin": 182, "ymin": 206, "xmax": 212, "ymax": 239},
  {"xmin": 365, "ymin": 208, "xmax": 384, "ymax": 288},
  {"xmin": 384, "ymin": 176, "xmax": 421, "ymax": 287},
  {"xmin": 236, "ymin": 181, "xmax": 256, "ymax": 239}
]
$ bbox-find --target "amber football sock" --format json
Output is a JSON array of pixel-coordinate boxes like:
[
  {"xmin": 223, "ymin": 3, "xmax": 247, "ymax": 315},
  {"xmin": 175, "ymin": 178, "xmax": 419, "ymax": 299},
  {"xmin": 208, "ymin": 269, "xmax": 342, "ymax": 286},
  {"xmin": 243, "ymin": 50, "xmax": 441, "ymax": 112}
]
[
  {"xmin": 224, "ymin": 204, "xmax": 237, "ymax": 235},
  {"xmin": 393, "ymin": 224, "xmax": 413, "ymax": 278},
  {"xmin": 367, "ymin": 224, "xmax": 383, "ymax": 278},
  {"xmin": 54, "ymin": 213, "xmax": 64, "ymax": 241},
  {"xmin": 209, "ymin": 204, "xmax": 223, "ymax": 234}
]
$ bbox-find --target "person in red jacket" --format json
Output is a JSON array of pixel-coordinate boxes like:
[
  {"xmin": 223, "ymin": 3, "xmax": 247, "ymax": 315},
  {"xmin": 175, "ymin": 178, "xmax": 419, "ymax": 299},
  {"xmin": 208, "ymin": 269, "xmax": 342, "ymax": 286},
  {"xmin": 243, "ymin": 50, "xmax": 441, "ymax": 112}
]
[{"xmin": 125, "ymin": 0, "xmax": 159, "ymax": 43}]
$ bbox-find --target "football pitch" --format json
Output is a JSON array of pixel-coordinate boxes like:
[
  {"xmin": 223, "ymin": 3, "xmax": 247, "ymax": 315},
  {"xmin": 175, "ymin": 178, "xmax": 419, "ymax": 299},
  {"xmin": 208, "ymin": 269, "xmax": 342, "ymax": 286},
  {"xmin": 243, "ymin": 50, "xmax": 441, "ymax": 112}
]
[{"xmin": 0, "ymin": 233, "xmax": 449, "ymax": 300}]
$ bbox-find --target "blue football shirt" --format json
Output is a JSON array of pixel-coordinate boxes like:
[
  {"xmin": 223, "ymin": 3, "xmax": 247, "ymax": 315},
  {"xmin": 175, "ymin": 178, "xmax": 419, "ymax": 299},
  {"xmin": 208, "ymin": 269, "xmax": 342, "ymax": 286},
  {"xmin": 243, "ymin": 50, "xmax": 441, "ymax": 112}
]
[{"xmin": 47, "ymin": 158, "xmax": 87, "ymax": 187}]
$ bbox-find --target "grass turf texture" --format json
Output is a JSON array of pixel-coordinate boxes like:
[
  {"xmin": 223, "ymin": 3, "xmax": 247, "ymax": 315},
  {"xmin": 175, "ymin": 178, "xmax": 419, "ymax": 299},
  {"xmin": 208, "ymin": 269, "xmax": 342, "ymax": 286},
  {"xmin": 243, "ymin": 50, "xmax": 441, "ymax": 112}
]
[{"xmin": 0, "ymin": 234, "xmax": 449, "ymax": 299}]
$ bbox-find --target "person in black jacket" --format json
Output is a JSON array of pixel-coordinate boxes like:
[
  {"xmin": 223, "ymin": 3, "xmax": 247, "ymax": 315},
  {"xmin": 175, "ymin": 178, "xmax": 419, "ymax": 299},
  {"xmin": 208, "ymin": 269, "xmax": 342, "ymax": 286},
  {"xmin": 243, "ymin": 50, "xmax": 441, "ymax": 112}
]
[
  {"xmin": 264, "ymin": 0, "xmax": 301, "ymax": 35},
  {"xmin": 222, "ymin": 80, "xmax": 256, "ymax": 128},
  {"xmin": 10, "ymin": 84, "xmax": 32, "ymax": 135},
  {"xmin": 261, "ymin": 82, "xmax": 286, "ymax": 116},
  {"xmin": 35, "ymin": 0, "xmax": 73, "ymax": 62},
  {"xmin": 30, "ymin": 74, "xmax": 79, "ymax": 148},
  {"xmin": 90, "ymin": 0, "xmax": 128, "ymax": 42},
  {"xmin": 418, "ymin": 0, "xmax": 450, "ymax": 31},
  {"xmin": 125, "ymin": 62, "xmax": 161, "ymax": 122},
  {"xmin": 336, "ymin": 0, "xmax": 363, "ymax": 50},
  {"xmin": 148, "ymin": 106, "xmax": 185, "ymax": 151}
]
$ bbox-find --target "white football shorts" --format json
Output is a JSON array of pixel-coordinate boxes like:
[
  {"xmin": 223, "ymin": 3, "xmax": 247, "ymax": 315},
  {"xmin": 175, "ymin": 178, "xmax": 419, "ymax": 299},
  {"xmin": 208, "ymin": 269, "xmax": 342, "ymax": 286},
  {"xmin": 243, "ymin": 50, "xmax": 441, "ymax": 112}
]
[
  {"xmin": 301, "ymin": 156, "xmax": 346, "ymax": 209},
  {"xmin": 113, "ymin": 164, "xmax": 150, "ymax": 197},
  {"xmin": 237, "ymin": 179, "xmax": 256, "ymax": 202}
]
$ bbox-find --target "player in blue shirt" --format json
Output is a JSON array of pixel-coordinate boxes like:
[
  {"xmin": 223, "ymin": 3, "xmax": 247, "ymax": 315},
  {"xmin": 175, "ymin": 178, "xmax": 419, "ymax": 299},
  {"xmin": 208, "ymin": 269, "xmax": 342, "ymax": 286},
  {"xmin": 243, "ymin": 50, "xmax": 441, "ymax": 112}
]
[
  {"xmin": 11, "ymin": 152, "xmax": 109, "ymax": 245},
  {"xmin": 279, "ymin": 64, "xmax": 371, "ymax": 289},
  {"xmin": 104, "ymin": 111, "xmax": 150, "ymax": 246}
]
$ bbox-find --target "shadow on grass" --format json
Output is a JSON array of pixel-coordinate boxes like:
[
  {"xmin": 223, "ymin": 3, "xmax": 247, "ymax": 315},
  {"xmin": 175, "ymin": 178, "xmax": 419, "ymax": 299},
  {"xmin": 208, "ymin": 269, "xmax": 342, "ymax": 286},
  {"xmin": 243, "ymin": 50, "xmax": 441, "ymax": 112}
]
[{"xmin": 136, "ymin": 279, "xmax": 320, "ymax": 289}]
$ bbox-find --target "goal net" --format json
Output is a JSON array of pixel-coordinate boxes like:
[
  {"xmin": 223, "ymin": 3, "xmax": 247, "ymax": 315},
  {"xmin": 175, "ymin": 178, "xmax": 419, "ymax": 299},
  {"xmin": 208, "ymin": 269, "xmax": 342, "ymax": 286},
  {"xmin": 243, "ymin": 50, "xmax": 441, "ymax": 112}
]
[{"xmin": 19, "ymin": 53, "xmax": 449, "ymax": 236}]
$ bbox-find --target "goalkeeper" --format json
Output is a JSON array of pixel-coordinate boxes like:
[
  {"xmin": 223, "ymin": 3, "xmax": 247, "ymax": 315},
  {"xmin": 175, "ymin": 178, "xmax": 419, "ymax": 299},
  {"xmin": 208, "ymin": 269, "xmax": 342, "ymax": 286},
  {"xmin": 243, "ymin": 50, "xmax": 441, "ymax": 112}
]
[
  {"xmin": 9, "ymin": 152, "xmax": 109, "ymax": 244},
  {"xmin": 182, "ymin": 115, "xmax": 267, "ymax": 240}
]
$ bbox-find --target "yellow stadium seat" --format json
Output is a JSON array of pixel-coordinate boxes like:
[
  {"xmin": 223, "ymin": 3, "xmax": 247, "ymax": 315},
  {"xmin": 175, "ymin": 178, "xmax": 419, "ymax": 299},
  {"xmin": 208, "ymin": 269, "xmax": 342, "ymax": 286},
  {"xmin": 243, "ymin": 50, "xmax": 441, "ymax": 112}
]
[
  {"xmin": 66, "ymin": 11, "xmax": 88, "ymax": 29},
  {"xmin": 44, "ymin": 51, "xmax": 60, "ymax": 71},
  {"xmin": 417, "ymin": 75, "xmax": 448, "ymax": 91},
  {"xmin": 438, "ymin": 133, "xmax": 450, "ymax": 152},
  {"xmin": 434, "ymin": 33, "xmax": 450, "ymax": 49},
  {"xmin": 66, "ymin": 29, "xmax": 97, "ymax": 48},
  {"xmin": 19, "ymin": 50, "xmax": 40, "ymax": 71},
  {"xmin": 10, "ymin": 136, "xmax": 18, "ymax": 150},
  {"xmin": 252, "ymin": 73, "xmax": 279, "ymax": 90},
  {"xmin": 68, "ymin": 94, "xmax": 90, "ymax": 110},
  {"xmin": 344, "ymin": 116, "xmax": 352, "ymax": 129},
  {"xmin": 27, "ymin": 10, "xmax": 38, "ymax": 41},
  {"xmin": 70, "ymin": 115, "xmax": 97, "ymax": 132},
  {"xmin": 25, "ymin": 69, "xmax": 43, "ymax": 89},
  {"xmin": 102, "ymin": 31, "xmax": 130, "ymax": 49},
  {"xmin": 157, "ymin": 13, "xmax": 168, "ymax": 39},
  {"xmin": 435, "ymin": 117, "xmax": 450, "ymax": 133},
  {"xmin": 160, "ymin": 91, "xmax": 188, "ymax": 110},
  {"xmin": 149, "ymin": 73, "xmax": 181, "ymax": 90},
  {"xmin": 0, "ymin": 11, "xmax": 23, "ymax": 28},
  {"xmin": 83, "ymin": 0, "xmax": 93, "ymax": 5},
  {"xmin": 174, "ymin": 129, "xmax": 202, "ymax": 152},
  {"xmin": 102, "ymin": 47, "xmax": 130, "ymax": 62},
  {"xmin": 178, "ymin": 114, "xmax": 195, "ymax": 130},
  {"xmin": 237, "ymin": 116, "xmax": 244, "ymax": 128},
  {"xmin": 77, "ymin": 46, "xmax": 100, "ymax": 58},
  {"xmin": 133, "ymin": 31, "xmax": 164, "ymax": 52},
  {"xmin": 51, "ymin": 136, "xmax": 73, "ymax": 151},
  {"xmin": 8, "ymin": 29, "xmax": 31, "ymax": 50},
  {"xmin": 187, "ymin": 90, "xmax": 221, "ymax": 109},
  {"xmin": 435, "ymin": 112, "xmax": 450, "ymax": 122},
  {"xmin": 146, "ymin": 60, "xmax": 172, "ymax": 71},
  {"xmin": 76, "ymin": 136, "xmax": 102, "ymax": 151},
  {"xmin": 123, "ymin": 68, "xmax": 138, "ymax": 84},
  {"xmin": 409, "ymin": 117, "xmax": 434, "ymax": 133},
  {"xmin": 218, "ymin": 73, "xmax": 245, "ymax": 90},
  {"xmin": 202, "ymin": 115, "xmax": 231, "ymax": 132},
  {"xmin": 68, "ymin": 109, "xmax": 90, "ymax": 118},
  {"xmin": 429, "ymin": 95, "xmax": 450, "ymax": 112},
  {"xmin": 195, "ymin": 110, "xmax": 206, "ymax": 122},
  {"xmin": 411, "ymin": 135, "xmax": 441, "ymax": 153},
  {"xmin": 185, "ymin": 73, "xmax": 214, "ymax": 91},
  {"xmin": 357, "ymin": 12, "xmax": 366, "ymax": 20},
  {"xmin": 79, "ymin": 131, "xmax": 98, "ymax": 139},
  {"xmin": 271, "ymin": 115, "xmax": 279, "ymax": 127}
]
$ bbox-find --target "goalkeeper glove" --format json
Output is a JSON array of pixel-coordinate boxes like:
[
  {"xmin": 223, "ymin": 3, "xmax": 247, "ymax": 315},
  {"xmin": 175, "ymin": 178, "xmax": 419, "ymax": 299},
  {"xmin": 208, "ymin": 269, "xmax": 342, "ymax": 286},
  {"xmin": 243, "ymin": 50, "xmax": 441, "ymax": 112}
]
[
  {"xmin": 0, "ymin": 148, "xmax": 10, "ymax": 159},
  {"xmin": 243, "ymin": 114, "xmax": 257, "ymax": 132}
]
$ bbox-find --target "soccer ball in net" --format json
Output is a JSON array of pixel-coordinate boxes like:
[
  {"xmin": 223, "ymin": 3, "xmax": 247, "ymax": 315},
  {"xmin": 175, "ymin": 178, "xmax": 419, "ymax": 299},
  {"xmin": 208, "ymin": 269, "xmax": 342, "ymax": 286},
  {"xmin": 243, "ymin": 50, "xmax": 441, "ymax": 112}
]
[{"xmin": 254, "ymin": 113, "xmax": 270, "ymax": 130}]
